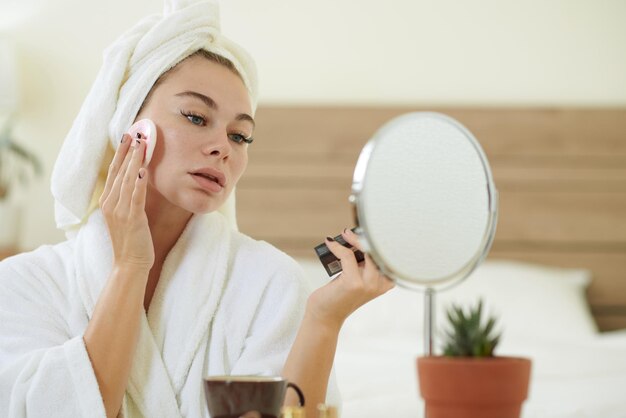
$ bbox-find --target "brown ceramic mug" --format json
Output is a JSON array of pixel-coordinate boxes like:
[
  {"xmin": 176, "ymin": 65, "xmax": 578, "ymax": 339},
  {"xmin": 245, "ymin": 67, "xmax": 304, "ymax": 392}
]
[{"xmin": 204, "ymin": 375, "xmax": 305, "ymax": 418}]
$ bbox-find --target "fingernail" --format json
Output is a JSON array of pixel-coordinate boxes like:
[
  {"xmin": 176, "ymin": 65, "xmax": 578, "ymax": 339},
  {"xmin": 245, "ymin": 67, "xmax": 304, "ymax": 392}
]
[
  {"xmin": 343, "ymin": 228, "xmax": 348, "ymax": 234},
  {"xmin": 326, "ymin": 236, "xmax": 334, "ymax": 242},
  {"xmin": 138, "ymin": 168, "xmax": 145, "ymax": 179},
  {"xmin": 120, "ymin": 134, "xmax": 126, "ymax": 144}
]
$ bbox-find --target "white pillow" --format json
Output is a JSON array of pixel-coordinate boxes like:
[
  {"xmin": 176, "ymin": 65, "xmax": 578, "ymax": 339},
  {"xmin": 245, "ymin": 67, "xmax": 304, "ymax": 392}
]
[
  {"xmin": 438, "ymin": 260, "xmax": 598, "ymax": 340},
  {"xmin": 295, "ymin": 258, "xmax": 598, "ymax": 345}
]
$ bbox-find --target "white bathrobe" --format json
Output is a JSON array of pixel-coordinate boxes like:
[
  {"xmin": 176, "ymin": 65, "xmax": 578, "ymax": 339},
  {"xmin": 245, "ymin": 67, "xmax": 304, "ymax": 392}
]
[{"xmin": 0, "ymin": 209, "xmax": 321, "ymax": 418}]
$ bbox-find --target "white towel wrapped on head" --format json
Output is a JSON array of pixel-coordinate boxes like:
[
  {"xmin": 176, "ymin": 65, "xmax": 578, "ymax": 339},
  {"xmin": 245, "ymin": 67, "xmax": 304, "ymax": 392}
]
[{"xmin": 51, "ymin": 0, "xmax": 258, "ymax": 235}]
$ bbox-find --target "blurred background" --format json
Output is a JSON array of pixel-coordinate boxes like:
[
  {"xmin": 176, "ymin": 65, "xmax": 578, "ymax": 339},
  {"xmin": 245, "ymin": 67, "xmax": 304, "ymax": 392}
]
[
  {"xmin": 2, "ymin": 3, "xmax": 626, "ymax": 415},
  {"xmin": 0, "ymin": 0, "xmax": 625, "ymax": 250}
]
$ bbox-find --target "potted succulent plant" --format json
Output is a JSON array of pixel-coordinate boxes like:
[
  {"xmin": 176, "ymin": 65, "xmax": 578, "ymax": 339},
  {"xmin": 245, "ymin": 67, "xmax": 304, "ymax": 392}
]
[
  {"xmin": 417, "ymin": 300, "xmax": 531, "ymax": 418},
  {"xmin": 0, "ymin": 120, "xmax": 42, "ymax": 249}
]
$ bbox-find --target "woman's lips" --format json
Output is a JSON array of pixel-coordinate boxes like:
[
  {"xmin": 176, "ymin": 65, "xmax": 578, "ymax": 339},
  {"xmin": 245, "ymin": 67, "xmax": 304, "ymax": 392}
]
[{"xmin": 190, "ymin": 173, "xmax": 223, "ymax": 193}]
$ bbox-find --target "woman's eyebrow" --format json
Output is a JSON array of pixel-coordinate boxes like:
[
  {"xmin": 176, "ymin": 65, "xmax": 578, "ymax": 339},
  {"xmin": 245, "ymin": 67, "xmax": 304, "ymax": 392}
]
[
  {"xmin": 175, "ymin": 90, "xmax": 255, "ymax": 128},
  {"xmin": 176, "ymin": 90, "xmax": 217, "ymax": 109},
  {"xmin": 235, "ymin": 113, "xmax": 255, "ymax": 129}
]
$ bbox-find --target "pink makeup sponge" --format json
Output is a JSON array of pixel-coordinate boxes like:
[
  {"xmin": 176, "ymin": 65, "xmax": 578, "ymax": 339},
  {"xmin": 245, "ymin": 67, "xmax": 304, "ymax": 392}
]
[{"xmin": 127, "ymin": 119, "xmax": 158, "ymax": 166}]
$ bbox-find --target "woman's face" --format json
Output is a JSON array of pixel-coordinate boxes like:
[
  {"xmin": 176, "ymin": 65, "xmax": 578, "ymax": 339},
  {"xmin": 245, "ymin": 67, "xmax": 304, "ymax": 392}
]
[{"xmin": 135, "ymin": 55, "xmax": 254, "ymax": 216}]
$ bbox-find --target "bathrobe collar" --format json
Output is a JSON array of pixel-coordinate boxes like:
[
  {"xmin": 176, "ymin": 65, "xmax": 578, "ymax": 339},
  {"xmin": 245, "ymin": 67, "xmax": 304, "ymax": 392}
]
[{"xmin": 74, "ymin": 209, "xmax": 232, "ymax": 417}]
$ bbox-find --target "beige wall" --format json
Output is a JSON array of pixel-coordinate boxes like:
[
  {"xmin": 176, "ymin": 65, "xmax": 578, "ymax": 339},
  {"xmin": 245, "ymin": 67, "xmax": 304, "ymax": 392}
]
[{"xmin": 1, "ymin": 0, "xmax": 625, "ymax": 249}]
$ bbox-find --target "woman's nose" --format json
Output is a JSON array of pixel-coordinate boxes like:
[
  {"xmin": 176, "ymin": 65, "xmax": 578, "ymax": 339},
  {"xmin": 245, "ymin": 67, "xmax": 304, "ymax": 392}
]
[{"xmin": 201, "ymin": 130, "xmax": 232, "ymax": 159}]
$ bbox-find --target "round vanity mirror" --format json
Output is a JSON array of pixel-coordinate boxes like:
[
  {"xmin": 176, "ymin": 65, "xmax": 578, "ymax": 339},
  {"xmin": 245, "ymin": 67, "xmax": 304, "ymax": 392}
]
[{"xmin": 350, "ymin": 112, "xmax": 498, "ymax": 354}]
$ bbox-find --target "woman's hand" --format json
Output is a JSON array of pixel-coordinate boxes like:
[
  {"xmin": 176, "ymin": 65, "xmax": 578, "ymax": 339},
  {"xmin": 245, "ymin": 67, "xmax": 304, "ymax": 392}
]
[
  {"xmin": 283, "ymin": 229, "xmax": 390, "ymax": 415},
  {"xmin": 99, "ymin": 134, "xmax": 154, "ymax": 271},
  {"xmin": 307, "ymin": 228, "xmax": 395, "ymax": 330}
]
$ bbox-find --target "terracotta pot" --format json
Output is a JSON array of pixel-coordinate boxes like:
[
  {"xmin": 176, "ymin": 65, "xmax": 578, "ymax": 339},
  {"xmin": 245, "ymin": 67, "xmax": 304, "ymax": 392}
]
[{"xmin": 417, "ymin": 356, "xmax": 531, "ymax": 418}]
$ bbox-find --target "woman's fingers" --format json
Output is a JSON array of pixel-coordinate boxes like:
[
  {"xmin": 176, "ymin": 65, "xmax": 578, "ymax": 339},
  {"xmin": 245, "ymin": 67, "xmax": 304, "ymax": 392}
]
[
  {"xmin": 98, "ymin": 135, "xmax": 155, "ymax": 270},
  {"xmin": 101, "ymin": 143, "xmax": 134, "ymax": 211},
  {"xmin": 118, "ymin": 139, "xmax": 146, "ymax": 210},
  {"xmin": 308, "ymin": 229, "xmax": 395, "ymax": 327},
  {"xmin": 340, "ymin": 228, "xmax": 373, "ymax": 274},
  {"xmin": 100, "ymin": 134, "xmax": 132, "ymax": 205},
  {"xmin": 340, "ymin": 228, "xmax": 363, "ymax": 253},
  {"xmin": 339, "ymin": 228, "xmax": 395, "ymax": 292},
  {"xmin": 131, "ymin": 168, "xmax": 148, "ymax": 217},
  {"xmin": 325, "ymin": 237, "xmax": 360, "ymax": 280}
]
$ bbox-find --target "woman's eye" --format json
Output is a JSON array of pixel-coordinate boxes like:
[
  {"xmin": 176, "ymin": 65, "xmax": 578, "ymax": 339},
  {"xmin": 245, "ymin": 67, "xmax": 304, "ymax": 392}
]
[
  {"xmin": 180, "ymin": 110, "xmax": 206, "ymax": 126},
  {"xmin": 228, "ymin": 133, "xmax": 254, "ymax": 145},
  {"xmin": 189, "ymin": 115, "xmax": 204, "ymax": 125}
]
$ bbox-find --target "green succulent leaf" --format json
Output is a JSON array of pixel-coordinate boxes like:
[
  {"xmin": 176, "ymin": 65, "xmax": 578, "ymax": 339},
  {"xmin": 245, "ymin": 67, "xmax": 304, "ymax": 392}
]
[{"xmin": 440, "ymin": 298, "xmax": 502, "ymax": 358}]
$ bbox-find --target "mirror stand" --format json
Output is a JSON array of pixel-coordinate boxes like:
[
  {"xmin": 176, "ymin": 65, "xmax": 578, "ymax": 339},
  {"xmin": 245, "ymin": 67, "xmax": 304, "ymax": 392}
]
[{"xmin": 424, "ymin": 288, "xmax": 435, "ymax": 356}]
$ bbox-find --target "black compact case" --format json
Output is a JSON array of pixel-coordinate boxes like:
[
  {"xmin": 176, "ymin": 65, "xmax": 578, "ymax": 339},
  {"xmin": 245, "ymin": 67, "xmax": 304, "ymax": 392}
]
[{"xmin": 314, "ymin": 228, "xmax": 366, "ymax": 277}]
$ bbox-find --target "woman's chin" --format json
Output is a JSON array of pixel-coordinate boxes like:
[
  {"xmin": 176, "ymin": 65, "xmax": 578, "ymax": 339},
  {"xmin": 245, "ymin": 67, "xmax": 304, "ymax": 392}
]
[
  {"xmin": 164, "ymin": 188, "xmax": 230, "ymax": 215},
  {"xmin": 184, "ymin": 198, "xmax": 224, "ymax": 215}
]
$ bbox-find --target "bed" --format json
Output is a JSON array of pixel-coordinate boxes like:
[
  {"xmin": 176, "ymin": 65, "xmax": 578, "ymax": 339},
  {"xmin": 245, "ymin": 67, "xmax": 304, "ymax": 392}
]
[
  {"xmin": 236, "ymin": 106, "xmax": 626, "ymax": 417},
  {"xmin": 298, "ymin": 257, "xmax": 626, "ymax": 418}
]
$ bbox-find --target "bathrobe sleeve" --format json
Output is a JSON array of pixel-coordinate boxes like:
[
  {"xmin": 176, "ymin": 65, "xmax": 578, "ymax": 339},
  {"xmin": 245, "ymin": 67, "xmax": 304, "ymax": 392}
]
[
  {"xmin": 229, "ymin": 255, "xmax": 309, "ymax": 377},
  {"xmin": 0, "ymin": 248, "xmax": 107, "ymax": 418},
  {"xmin": 229, "ymin": 252, "xmax": 342, "ymax": 407}
]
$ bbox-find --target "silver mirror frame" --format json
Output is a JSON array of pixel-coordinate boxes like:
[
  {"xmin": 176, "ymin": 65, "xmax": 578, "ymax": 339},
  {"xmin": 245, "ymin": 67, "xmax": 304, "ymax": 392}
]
[{"xmin": 349, "ymin": 112, "xmax": 499, "ymax": 292}]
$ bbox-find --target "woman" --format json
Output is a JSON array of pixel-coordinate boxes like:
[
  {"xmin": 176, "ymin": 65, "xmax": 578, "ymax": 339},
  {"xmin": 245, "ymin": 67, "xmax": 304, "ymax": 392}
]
[{"xmin": 0, "ymin": 2, "xmax": 392, "ymax": 418}]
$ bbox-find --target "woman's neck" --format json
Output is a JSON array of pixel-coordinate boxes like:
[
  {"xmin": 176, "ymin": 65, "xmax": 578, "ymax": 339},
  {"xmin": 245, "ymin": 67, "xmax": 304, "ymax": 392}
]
[
  {"xmin": 144, "ymin": 191, "xmax": 193, "ymax": 265},
  {"xmin": 142, "ymin": 191, "xmax": 192, "ymax": 312}
]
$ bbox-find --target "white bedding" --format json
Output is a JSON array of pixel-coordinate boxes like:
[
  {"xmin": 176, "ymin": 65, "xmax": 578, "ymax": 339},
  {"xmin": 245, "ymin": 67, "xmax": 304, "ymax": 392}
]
[
  {"xmin": 335, "ymin": 333, "xmax": 626, "ymax": 418},
  {"xmin": 296, "ymin": 257, "xmax": 626, "ymax": 418}
]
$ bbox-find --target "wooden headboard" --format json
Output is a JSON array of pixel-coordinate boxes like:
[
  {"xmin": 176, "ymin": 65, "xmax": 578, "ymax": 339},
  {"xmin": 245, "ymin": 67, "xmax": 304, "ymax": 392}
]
[{"xmin": 236, "ymin": 106, "xmax": 626, "ymax": 332}]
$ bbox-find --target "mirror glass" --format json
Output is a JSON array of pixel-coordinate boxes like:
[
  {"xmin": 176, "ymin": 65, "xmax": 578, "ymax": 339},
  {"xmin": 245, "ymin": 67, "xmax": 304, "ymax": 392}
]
[{"xmin": 351, "ymin": 112, "xmax": 498, "ymax": 291}]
